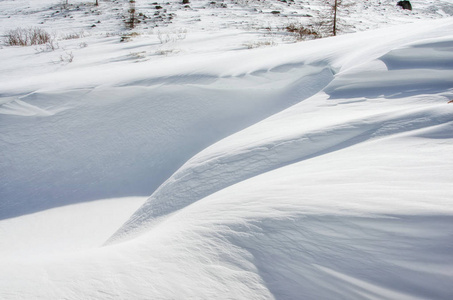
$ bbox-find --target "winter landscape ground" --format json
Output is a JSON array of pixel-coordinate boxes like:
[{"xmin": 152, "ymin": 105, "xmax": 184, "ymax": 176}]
[{"xmin": 1, "ymin": 0, "xmax": 453, "ymax": 299}]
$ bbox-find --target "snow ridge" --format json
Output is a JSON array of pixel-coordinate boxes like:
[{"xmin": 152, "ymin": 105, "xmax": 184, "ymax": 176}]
[
  {"xmin": 111, "ymin": 30, "xmax": 453, "ymax": 242},
  {"xmin": 1, "ymin": 1, "xmax": 453, "ymax": 299}
]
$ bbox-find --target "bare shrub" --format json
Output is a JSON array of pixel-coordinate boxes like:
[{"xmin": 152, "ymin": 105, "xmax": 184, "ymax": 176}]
[
  {"xmin": 120, "ymin": 36, "xmax": 132, "ymax": 42},
  {"xmin": 129, "ymin": 51, "xmax": 147, "ymax": 59},
  {"xmin": 63, "ymin": 31, "xmax": 85, "ymax": 40},
  {"xmin": 120, "ymin": 31, "xmax": 140, "ymax": 42},
  {"xmin": 5, "ymin": 27, "xmax": 51, "ymax": 46},
  {"xmin": 243, "ymin": 40, "xmax": 276, "ymax": 49},
  {"xmin": 34, "ymin": 39, "xmax": 59, "ymax": 53},
  {"xmin": 285, "ymin": 23, "xmax": 319, "ymax": 40},
  {"xmin": 60, "ymin": 51, "xmax": 74, "ymax": 63},
  {"xmin": 155, "ymin": 48, "xmax": 179, "ymax": 56}
]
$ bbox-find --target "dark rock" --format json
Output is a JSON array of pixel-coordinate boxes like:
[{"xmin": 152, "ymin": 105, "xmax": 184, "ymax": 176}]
[{"xmin": 397, "ymin": 1, "xmax": 412, "ymax": 10}]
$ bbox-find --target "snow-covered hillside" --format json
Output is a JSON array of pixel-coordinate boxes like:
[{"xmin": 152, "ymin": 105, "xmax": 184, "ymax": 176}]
[{"xmin": 1, "ymin": 0, "xmax": 453, "ymax": 299}]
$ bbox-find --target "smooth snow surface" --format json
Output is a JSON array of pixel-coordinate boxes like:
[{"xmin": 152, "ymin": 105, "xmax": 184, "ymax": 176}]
[{"xmin": 1, "ymin": 0, "xmax": 453, "ymax": 299}]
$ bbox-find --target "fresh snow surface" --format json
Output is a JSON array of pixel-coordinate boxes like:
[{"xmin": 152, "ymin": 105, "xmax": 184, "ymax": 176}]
[{"xmin": 1, "ymin": 0, "xmax": 453, "ymax": 299}]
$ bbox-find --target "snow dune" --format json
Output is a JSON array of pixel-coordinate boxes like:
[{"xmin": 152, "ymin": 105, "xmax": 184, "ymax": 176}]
[
  {"xmin": 111, "ymin": 22, "xmax": 453, "ymax": 242},
  {"xmin": 0, "ymin": 61, "xmax": 332, "ymax": 220},
  {"xmin": 1, "ymin": 13, "xmax": 453, "ymax": 300}
]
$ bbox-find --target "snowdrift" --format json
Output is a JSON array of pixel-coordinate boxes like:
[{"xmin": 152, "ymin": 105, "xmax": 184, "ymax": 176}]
[{"xmin": 1, "ymin": 14, "xmax": 453, "ymax": 300}]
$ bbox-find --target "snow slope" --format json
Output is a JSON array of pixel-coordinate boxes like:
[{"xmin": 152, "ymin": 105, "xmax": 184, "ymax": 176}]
[
  {"xmin": 1, "ymin": 0, "xmax": 453, "ymax": 299},
  {"xmin": 110, "ymin": 19, "xmax": 453, "ymax": 241}
]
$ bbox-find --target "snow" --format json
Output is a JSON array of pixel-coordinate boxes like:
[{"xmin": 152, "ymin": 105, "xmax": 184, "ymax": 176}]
[
  {"xmin": 0, "ymin": 197, "xmax": 146, "ymax": 261},
  {"xmin": 1, "ymin": 0, "xmax": 453, "ymax": 299}
]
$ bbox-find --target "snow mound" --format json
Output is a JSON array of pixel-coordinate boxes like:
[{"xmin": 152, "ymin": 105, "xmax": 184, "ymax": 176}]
[
  {"xmin": 111, "ymin": 22, "xmax": 453, "ymax": 242},
  {"xmin": 1, "ymin": 3, "xmax": 453, "ymax": 298},
  {"xmin": 0, "ymin": 62, "xmax": 332, "ymax": 220}
]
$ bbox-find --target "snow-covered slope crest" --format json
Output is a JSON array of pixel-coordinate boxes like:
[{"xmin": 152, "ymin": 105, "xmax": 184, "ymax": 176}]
[
  {"xmin": 104, "ymin": 21, "xmax": 453, "ymax": 298},
  {"xmin": 110, "ymin": 19, "xmax": 453, "ymax": 242},
  {"xmin": 2, "ymin": 17, "xmax": 450, "ymax": 220},
  {"xmin": 1, "ymin": 14, "xmax": 453, "ymax": 300}
]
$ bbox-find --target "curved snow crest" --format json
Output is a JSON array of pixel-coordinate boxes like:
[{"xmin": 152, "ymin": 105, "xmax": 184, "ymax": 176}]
[
  {"xmin": 326, "ymin": 37, "xmax": 453, "ymax": 99},
  {"xmin": 110, "ymin": 102, "xmax": 453, "ymax": 242},
  {"xmin": 0, "ymin": 63, "xmax": 333, "ymax": 220},
  {"xmin": 105, "ymin": 66, "xmax": 334, "ymax": 242},
  {"xmin": 1, "ymin": 14, "xmax": 453, "ymax": 300},
  {"xmin": 0, "ymin": 99, "xmax": 54, "ymax": 116},
  {"xmin": 110, "ymin": 31, "xmax": 453, "ymax": 242}
]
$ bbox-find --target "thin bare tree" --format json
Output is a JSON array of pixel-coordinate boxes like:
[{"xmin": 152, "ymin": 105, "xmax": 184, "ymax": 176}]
[
  {"xmin": 332, "ymin": 0, "xmax": 338, "ymax": 36},
  {"xmin": 322, "ymin": 0, "xmax": 354, "ymax": 36}
]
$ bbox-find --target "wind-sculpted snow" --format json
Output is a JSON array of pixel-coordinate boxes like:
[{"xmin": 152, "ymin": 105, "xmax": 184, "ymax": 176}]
[
  {"xmin": 0, "ymin": 64, "xmax": 332, "ymax": 219},
  {"xmin": 381, "ymin": 39, "xmax": 453, "ymax": 70},
  {"xmin": 325, "ymin": 38, "xmax": 453, "ymax": 99},
  {"xmin": 103, "ymin": 29, "xmax": 453, "ymax": 298},
  {"xmin": 2, "ymin": 13, "xmax": 453, "ymax": 300},
  {"xmin": 111, "ymin": 104, "xmax": 453, "ymax": 242},
  {"xmin": 111, "ymin": 32, "xmax": 453, "ymax": 241}
]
